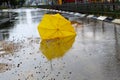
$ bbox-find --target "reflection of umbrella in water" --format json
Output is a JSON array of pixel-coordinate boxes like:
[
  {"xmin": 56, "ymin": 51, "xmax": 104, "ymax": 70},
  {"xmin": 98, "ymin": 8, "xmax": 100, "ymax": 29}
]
[
  {"xmin": 40, "ymin": 35, "xmax": 76, "ymax": 61},
  {"xmin": 37, "ymin": 13, "xmax": 76, "ymax": 40}
]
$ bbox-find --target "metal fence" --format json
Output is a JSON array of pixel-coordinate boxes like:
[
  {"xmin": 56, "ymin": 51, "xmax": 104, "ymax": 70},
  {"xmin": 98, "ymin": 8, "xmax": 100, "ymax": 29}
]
[{"xmin": 38, "ymin": 2, "xmax": 120, "ymax": 18}]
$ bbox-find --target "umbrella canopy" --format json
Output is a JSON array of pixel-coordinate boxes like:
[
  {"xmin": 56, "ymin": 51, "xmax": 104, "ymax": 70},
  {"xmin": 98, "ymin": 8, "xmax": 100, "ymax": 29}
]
[
  {"xmin": 38, "ymin": 13, "xmax": 76, "ymax": 40},
  {"xmin": 40, "ymin": 35, "xmax": 76, "ymax": 60}
]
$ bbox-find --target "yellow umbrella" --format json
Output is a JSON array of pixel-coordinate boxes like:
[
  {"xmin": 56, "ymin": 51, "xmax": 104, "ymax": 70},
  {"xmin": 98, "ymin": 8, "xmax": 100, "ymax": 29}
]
[
  {"xmin": 37, "ymin": 13, "xmax": 76, "ymax": 40},
  {"xmin": 40, "ymin": 35, "xmax": 76, "ymax": 60}
]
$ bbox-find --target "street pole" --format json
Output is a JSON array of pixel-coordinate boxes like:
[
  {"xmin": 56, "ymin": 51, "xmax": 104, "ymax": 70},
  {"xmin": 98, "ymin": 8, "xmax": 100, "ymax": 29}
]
[{"xmin": 75, "ymin": 0, "xmax": 77, "ymax": 4}]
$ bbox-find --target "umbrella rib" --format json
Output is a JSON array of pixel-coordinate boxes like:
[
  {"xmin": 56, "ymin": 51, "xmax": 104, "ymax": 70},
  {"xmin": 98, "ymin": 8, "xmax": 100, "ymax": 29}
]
[
  {"xmin": 48, "ymin": 17, "xmax": 57, "ymax": 29},
  {"xmin": 56, "ymin": 17, "xmax": 61, "ymax": 29},
  {"xmin": 58, "ymin": 30, "xmax": 64, "ymax": 36},
  {"xmin": 40, "ymin": 27, "xmax": 56, "ymax": 30},
  {"xmin": 55, "ymin": 17, "xmax": 68, "ymax": 29},
  {"xmin": 47, "ymin": 30, "xmax": 59, "ymax": 38},
  {"xmin": 60, "ymin": 22, "xmax": 71, "ymax": 27}
]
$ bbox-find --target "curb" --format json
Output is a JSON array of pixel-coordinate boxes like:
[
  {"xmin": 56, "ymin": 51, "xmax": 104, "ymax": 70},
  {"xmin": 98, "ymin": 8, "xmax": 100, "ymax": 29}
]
[{"xmin": 41, "ymin": 8, "xmax": 120, "ymax": 25}]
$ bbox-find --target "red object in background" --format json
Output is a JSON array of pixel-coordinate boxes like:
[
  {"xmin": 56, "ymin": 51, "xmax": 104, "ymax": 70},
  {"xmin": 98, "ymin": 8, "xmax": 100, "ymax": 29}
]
[{"xmin": 88, "ymin": 0, "xmax": 91, "ymax": 2}]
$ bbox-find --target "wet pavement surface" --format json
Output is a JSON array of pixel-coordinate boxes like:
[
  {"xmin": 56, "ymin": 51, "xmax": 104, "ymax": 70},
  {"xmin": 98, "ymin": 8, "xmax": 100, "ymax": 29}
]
[{"xmin": 0, "ymin": 8, "xmax": 120, "ymax": 80}]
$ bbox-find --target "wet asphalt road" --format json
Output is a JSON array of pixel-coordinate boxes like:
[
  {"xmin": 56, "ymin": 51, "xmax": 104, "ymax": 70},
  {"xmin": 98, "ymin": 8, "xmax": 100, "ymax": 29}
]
[{"xmin": 0, "ymin": 8, "xmax": 120, "ymax": 80}]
